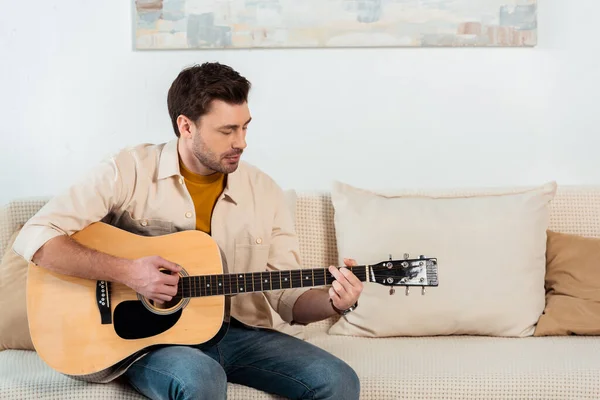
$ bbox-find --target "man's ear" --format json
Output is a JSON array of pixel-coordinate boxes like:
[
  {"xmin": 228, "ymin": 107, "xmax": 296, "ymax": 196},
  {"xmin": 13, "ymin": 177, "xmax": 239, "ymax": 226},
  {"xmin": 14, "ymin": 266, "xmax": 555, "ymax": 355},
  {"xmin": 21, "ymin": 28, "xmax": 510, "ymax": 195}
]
[{"xmin": 176, "ymin": 115, "xmax": 194, "ymax": 139}]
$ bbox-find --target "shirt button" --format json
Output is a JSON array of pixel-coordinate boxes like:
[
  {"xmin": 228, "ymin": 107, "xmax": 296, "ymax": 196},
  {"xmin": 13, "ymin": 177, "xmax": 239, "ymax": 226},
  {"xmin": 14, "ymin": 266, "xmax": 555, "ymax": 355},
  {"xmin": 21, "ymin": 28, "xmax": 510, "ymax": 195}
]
[
  {"xmin": 141, "ymin": 220, "xmax": 148, "ymax": 226},
  {"xmin": 185, "ymin": 212, "xmax": 192, "ymax": 218},
  {"xmin": 256, "ymin": 238, "xmax": 262, "ymax": 244}
]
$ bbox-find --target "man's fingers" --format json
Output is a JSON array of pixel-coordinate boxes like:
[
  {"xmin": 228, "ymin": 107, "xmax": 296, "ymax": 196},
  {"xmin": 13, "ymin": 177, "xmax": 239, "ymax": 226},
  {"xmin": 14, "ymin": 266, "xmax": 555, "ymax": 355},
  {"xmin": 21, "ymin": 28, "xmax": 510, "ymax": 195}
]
[
  {"xmin": 343, "ymin": 258, "xmax": 358, "ymax": 266},
  {"xmin": 332, "ymin": 280, "xmax": 346, "ymax": 295},
  {"xmin": 329, "ymin": 265, "xmax": 349, "ymax": 285},
  {"xmin": 340, "ymin": 267, "xmax": 363, "ymax": 287},
  {"xmin": 329, "ymin": 287, "xmax": 340, "ymax": 301},
  {"xmin": 330, "ymin": 265, "xmax": 361, "ymax": 289},
  {"xmin": 162, "ymin": 273, "xmax": 180, "ymax": 286},
  {"xmin": 153, "ymin": 293, "xmax": 172, "ymax": 302},
  {"xmin": 155, "ymin": 256, "xmax": 181, "ymax": 273},
  {"xmin": 162, "ymin": 284, "xmax": 178, "ymax": 297}
]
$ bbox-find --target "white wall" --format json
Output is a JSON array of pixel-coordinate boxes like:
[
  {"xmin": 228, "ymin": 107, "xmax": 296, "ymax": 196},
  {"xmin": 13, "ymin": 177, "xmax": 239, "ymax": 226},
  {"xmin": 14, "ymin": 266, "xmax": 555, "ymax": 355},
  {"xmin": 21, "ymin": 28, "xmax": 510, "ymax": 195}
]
[{"xmin": 1, "ymin": 0, "xmax": 599, "ymax": 206}]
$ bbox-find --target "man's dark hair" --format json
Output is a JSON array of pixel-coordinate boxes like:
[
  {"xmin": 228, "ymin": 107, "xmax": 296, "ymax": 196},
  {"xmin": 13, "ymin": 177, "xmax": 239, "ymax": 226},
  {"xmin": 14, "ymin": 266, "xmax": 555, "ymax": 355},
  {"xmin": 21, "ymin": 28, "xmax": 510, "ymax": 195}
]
[{"xmin": 167, "ymin": 62, "xmax": 251, "ymax": 137}]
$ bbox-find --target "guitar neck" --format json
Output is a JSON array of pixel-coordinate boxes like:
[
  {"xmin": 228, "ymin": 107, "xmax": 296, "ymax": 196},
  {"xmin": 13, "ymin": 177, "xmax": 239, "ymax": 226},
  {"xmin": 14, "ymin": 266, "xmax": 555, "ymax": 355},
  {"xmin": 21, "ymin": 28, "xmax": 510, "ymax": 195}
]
[{"xmin": 177, "ymin": 266, "xmax": 369, "ymax": 298}]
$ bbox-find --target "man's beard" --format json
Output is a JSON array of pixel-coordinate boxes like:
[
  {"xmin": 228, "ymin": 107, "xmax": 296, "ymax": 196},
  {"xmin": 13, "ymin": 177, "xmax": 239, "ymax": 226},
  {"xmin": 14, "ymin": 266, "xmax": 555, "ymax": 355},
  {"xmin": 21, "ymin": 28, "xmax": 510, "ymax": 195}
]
[{"xmin": 192, "ymin": 134, "xmax": 242, "ymax": 174}]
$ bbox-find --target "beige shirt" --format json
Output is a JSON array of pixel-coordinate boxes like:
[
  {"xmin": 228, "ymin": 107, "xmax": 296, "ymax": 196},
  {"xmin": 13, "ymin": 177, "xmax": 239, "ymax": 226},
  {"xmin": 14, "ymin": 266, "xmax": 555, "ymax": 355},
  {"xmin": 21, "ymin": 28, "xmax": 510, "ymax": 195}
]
[{"xmin": 13, "ymin": 138, "xmax": 310, "ymax": 328}]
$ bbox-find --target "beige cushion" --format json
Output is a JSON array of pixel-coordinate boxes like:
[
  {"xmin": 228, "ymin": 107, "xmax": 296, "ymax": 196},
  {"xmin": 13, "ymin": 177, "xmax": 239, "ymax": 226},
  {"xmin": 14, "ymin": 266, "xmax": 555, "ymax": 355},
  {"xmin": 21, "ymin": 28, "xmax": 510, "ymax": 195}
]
[
  {"xmin": 328, "ymin": 181, "xmax": 557, "ymax": 337},
  {"xmin": 3, "ymin": 334, "xmax": 600, "ymax": 400},
  {"xmin": 0, "ymin": 227, "xmax": 33, "ymax": 351},
  {"xmin": 535, "ymin": 230, "xmax": 600, "ymax": 336}
]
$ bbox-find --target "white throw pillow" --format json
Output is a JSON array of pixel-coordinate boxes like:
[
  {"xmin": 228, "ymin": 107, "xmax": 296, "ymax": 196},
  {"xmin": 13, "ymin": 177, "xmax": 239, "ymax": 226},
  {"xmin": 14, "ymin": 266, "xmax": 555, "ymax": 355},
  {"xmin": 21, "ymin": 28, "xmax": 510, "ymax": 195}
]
[{"xmin": 328, "ymin": 181, "xmax": 557, "ymax": 337}]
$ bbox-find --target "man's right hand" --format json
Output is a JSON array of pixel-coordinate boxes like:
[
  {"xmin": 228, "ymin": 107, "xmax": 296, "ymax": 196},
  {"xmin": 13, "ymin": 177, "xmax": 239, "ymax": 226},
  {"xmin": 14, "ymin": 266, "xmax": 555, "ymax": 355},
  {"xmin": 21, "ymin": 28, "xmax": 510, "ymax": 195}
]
[{"xmin": 125, "ymin": 255, "xmax": 182, "ymax": 303}]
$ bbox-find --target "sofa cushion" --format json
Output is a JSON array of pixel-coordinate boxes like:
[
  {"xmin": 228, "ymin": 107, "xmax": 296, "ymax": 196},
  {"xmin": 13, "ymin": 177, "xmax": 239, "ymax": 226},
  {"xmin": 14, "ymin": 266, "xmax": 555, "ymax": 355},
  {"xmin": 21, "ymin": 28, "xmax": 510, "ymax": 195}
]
[
  {"xmin": 0, "ymin": 227, "xmax": 33, "ymax": 351},
  {"xmin": 535, "ymin": 230, "xmax": 600, "ymax": 336},
  {"xmin": 2, "ymin": 335, "xmax": 599, "ymax": 400},
  {"xmin": 328, "ymin": 181, "xmax": 557, "ymax": 337},
  {"xmin": 306, "ymin": 334, "xmax": 600, "ymax": 399}
]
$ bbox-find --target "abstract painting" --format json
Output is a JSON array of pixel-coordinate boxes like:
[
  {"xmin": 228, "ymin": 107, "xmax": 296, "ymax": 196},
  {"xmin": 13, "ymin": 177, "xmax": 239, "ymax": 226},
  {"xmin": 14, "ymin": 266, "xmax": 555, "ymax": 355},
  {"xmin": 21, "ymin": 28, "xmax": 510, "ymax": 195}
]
[{"xmin": 133, "ymin": 0, "xmax": 537, "ymax": 49}]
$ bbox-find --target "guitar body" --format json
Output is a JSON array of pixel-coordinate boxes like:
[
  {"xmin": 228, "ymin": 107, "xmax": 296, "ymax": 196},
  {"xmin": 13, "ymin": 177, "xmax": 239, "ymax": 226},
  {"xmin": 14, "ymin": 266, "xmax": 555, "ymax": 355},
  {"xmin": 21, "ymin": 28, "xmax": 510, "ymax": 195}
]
[{"xmin": 26, "ymin": 222, "xmax": 229, "ymax": 382}]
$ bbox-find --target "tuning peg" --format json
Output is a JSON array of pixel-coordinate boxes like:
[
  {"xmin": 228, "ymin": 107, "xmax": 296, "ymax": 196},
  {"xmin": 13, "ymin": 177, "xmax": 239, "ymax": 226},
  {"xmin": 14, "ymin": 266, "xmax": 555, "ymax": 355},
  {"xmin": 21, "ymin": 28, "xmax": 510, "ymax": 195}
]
[
  {"xmin": 404, "ymin": 253, "xmax": 409, "ymax": 260},
  {"xmin": 389, "ymin": 287, "xmax": 395, "ymax": 295},
  {"xmin": 419, "ymin": 255, "xmax": 425, "ymax": 259},
  {"xmin": 389, "ymin": 254, "xmax": 392, "ymax": 261},
  {"xmin": 405, "ymin": 287, "xmax": 410, "ymax": 296},
  {"xmin": 422, "ymin": 286, "xmax": 426, "ymax": 295}
]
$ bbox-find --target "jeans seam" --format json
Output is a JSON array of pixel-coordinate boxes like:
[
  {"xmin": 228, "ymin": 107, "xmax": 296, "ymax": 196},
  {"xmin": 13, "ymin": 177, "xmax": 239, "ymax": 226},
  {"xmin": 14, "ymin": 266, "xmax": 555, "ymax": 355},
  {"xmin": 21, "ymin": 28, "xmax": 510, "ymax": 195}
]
[
  {"xmin": 217, "ymin": 345, "xmax": 225, "ymax": 367},
  {"xmin": 229, "ymin": 364, "xmax": 315, "ymax": 399},
  {"xmin": 129, "ymin": 363, "xmax": 188, "ymax": 398}
]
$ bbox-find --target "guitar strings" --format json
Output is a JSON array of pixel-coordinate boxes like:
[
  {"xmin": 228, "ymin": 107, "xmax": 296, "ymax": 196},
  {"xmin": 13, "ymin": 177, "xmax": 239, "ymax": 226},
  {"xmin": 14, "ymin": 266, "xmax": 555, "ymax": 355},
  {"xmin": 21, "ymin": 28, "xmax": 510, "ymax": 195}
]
[
  {"xmin": 102, "ymin": 266, "xmax": 424, "ymax": 295},
  {"xmin": 103, "ymin": 274, "xmax": 428, "ymax": 296}
]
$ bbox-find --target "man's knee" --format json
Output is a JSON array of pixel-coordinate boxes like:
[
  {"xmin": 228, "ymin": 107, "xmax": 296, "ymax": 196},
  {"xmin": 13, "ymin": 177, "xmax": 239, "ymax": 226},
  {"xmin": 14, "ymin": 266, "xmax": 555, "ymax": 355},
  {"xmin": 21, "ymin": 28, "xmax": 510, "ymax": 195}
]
[
  {"xmin": 311, "ymin": 356, "xmax": 360, "ymax": 400},
  {"xmin": 173, "ymin": 354, "xmax": 227, "ymax": 400},
  {"xmin": 125, "ymin": 346, "xmax": 227, "ymax": 400}
]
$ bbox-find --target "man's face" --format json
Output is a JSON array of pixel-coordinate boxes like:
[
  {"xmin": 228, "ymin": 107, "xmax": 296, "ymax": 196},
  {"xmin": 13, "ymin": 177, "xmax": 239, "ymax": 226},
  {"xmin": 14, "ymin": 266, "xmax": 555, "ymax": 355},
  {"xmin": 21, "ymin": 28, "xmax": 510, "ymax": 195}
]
[{"xmin": 182, "ymin": 99, "xmax": 251, "ymax": 175}]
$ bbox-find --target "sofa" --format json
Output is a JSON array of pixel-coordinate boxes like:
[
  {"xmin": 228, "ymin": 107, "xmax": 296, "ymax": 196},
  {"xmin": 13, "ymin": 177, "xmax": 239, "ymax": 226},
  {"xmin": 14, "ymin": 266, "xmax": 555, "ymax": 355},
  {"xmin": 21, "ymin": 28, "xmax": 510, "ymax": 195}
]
[{"xmin": 1, "ymin": 182, "xmax": 600, "ymax": 399}]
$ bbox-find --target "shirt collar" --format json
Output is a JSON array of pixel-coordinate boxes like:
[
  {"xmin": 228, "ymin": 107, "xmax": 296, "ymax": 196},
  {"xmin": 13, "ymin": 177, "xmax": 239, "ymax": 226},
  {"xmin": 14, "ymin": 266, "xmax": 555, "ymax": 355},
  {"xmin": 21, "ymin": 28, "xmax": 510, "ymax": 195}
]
[
  {"xmin": 157, "ymin": 137, "xmax": 241, "ymax": 204},
  {"xmin": 157, "ymin": 138, "xmax": 180, "ymax": 181}
]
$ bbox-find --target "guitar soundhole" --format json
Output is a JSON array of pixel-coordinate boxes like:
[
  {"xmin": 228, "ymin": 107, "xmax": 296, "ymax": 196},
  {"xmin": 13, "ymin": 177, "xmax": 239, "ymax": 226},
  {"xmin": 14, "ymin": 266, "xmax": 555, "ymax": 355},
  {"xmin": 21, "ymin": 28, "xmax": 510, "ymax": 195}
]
[{"xmin": 114, "ymin": 301, "xmax": 182, "ymax": 340}]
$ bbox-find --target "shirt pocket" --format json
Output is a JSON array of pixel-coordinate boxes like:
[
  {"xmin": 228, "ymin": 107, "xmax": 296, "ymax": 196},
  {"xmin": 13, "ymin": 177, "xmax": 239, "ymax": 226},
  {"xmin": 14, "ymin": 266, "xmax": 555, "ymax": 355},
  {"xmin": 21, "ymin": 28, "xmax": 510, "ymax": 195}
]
[
  {"xmin": 233, "ymin": 231, "xmax": 270, "ymax": 273},
  {"xmin": 115, "ymin": 210, "xmax": 176, "ymax": 236}
]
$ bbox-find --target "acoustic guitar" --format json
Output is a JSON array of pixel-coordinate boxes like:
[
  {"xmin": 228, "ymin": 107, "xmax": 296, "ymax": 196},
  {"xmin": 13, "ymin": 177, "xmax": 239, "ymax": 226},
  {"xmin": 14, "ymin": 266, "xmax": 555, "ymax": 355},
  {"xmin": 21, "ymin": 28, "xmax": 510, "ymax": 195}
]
[{"xmin": 26, "ymin": 222, "xmax": 438, "ymax": 382}]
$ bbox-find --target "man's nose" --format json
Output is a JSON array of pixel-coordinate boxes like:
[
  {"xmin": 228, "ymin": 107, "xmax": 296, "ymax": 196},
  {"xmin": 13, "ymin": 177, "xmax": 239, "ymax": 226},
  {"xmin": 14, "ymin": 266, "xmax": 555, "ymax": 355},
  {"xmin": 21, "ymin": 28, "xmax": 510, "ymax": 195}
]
[{"xmin": 233, "ymin": 131, "xmax": 247, "ymax": 150}]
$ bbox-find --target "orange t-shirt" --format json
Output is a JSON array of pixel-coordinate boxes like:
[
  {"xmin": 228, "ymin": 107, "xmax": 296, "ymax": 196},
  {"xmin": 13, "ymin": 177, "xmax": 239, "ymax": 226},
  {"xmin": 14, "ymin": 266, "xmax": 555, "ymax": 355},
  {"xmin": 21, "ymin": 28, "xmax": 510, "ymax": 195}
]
[{"xmin": 179, "ymin": 159, "xmax": 225, "ymax": 234}]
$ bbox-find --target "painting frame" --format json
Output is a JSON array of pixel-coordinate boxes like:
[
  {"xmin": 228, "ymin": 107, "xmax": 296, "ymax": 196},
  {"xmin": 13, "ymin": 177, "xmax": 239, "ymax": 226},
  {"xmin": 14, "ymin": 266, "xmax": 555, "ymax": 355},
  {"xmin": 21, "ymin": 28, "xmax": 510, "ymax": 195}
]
[{"xmin": 133, "ymin": 0, "xmax": 538, "ymax": 50}]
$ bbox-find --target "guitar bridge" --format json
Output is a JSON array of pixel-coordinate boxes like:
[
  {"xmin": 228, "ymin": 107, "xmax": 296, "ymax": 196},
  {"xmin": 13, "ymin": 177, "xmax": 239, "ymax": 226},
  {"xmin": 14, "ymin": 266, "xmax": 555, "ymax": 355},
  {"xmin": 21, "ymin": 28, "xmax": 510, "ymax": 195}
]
[{"xmin": 96, "ymin": 280, "xmax": 112, "ymax": 324}]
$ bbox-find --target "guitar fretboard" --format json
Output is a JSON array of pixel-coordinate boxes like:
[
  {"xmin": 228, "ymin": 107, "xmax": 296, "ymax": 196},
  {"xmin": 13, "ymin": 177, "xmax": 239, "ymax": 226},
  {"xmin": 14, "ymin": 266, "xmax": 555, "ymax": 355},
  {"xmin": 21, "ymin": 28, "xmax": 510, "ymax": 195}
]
[{"xmin": 176, "ymin": 266, "xmax": 368, "ymax": 298}]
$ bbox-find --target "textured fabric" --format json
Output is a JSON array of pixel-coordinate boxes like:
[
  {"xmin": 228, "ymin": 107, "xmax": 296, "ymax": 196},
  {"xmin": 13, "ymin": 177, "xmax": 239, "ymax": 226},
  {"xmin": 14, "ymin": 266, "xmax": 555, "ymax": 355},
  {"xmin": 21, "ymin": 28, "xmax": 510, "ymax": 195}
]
[
  {"xmin": 3, "ymin": 334, "xmax": 600, "ymax": 400},
  {"xmin": 535, "ymin": 230, "xmax": 600, "ymax": 336},
  {"xmin": 328, "ymin": 180, "xmax": 557, "ymax": 337},
  {"xmin": 12, "ymin": 139, "xmax": 310, "ymax": 331},
  {"xmin": 547, "ymin": 186, "xmax": 600, "ymax": 238},
  {"xmin": 306, "ymin": 334, "xmax": 600, "ymax": 399},
  {"xmin": 0, "ymin": 227, "xmax": 33, "ymax": 351},
  {"xmin": 292, "ymin": 192, "xmax": 341, "ymax": 336}
]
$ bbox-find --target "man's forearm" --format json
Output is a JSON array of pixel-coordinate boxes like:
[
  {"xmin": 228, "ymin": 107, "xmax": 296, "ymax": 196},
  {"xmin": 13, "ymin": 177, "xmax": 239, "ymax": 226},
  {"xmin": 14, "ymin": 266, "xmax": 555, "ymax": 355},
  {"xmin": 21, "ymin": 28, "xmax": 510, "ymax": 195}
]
[
  {"xmin": 290, "ymin": 263, "xmax": 364, "ymax": 324},
  {"xmin": 291, "ymin": 289, "xmax": 337, "ymax": 324},
  {"xmin": 31, "ymin": 235, "xmax": 133, "ymax": 285}
]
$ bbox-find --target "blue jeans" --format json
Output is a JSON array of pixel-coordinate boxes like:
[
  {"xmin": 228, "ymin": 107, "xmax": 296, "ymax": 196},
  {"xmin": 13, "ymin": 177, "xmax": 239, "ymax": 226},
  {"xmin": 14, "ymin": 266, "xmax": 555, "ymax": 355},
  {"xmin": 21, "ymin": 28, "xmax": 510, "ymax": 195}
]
[{"xmin": 123, "ymin": 318, "xmax": 360, "ymax": 400}]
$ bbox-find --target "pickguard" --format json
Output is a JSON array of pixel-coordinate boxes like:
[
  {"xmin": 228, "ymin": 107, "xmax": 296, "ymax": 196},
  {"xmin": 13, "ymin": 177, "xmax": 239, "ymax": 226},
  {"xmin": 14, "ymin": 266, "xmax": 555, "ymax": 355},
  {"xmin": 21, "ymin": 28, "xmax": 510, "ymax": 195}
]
[{"xmin": 113, "ymin": 301, "xmax": 182, "ymax": 340}]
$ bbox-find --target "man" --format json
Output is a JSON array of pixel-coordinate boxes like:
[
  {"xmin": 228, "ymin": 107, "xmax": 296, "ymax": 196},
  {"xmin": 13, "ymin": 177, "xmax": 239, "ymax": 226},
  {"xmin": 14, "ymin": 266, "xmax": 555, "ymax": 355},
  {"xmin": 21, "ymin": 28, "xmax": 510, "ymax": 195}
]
[{"xmin": 12, "ymin": 62, "xmax": 362, "ymax": 400}]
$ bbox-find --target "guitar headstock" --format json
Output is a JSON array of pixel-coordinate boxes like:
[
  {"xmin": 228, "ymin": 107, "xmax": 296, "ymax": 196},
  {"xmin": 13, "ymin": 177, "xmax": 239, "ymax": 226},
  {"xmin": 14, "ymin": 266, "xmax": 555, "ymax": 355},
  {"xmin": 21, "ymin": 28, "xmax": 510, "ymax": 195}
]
[{"xmin": 369, "ymin": 254, "xmax": 438, "ymax": 296}]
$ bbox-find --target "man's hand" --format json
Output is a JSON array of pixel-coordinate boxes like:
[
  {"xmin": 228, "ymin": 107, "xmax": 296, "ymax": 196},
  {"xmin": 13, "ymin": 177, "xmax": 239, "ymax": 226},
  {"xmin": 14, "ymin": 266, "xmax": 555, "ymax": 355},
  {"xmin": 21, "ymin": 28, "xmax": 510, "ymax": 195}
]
[
  {"xmin": 292, "ymin": 257, "xmax": 364, "ymax": 324},
  {"xmin": 125, "ymin": 256, "xmax": 181, "ymax": 303},
  {"xmin": 328, "ymin": 258, "xmax": 363, "ymax": 312}
]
